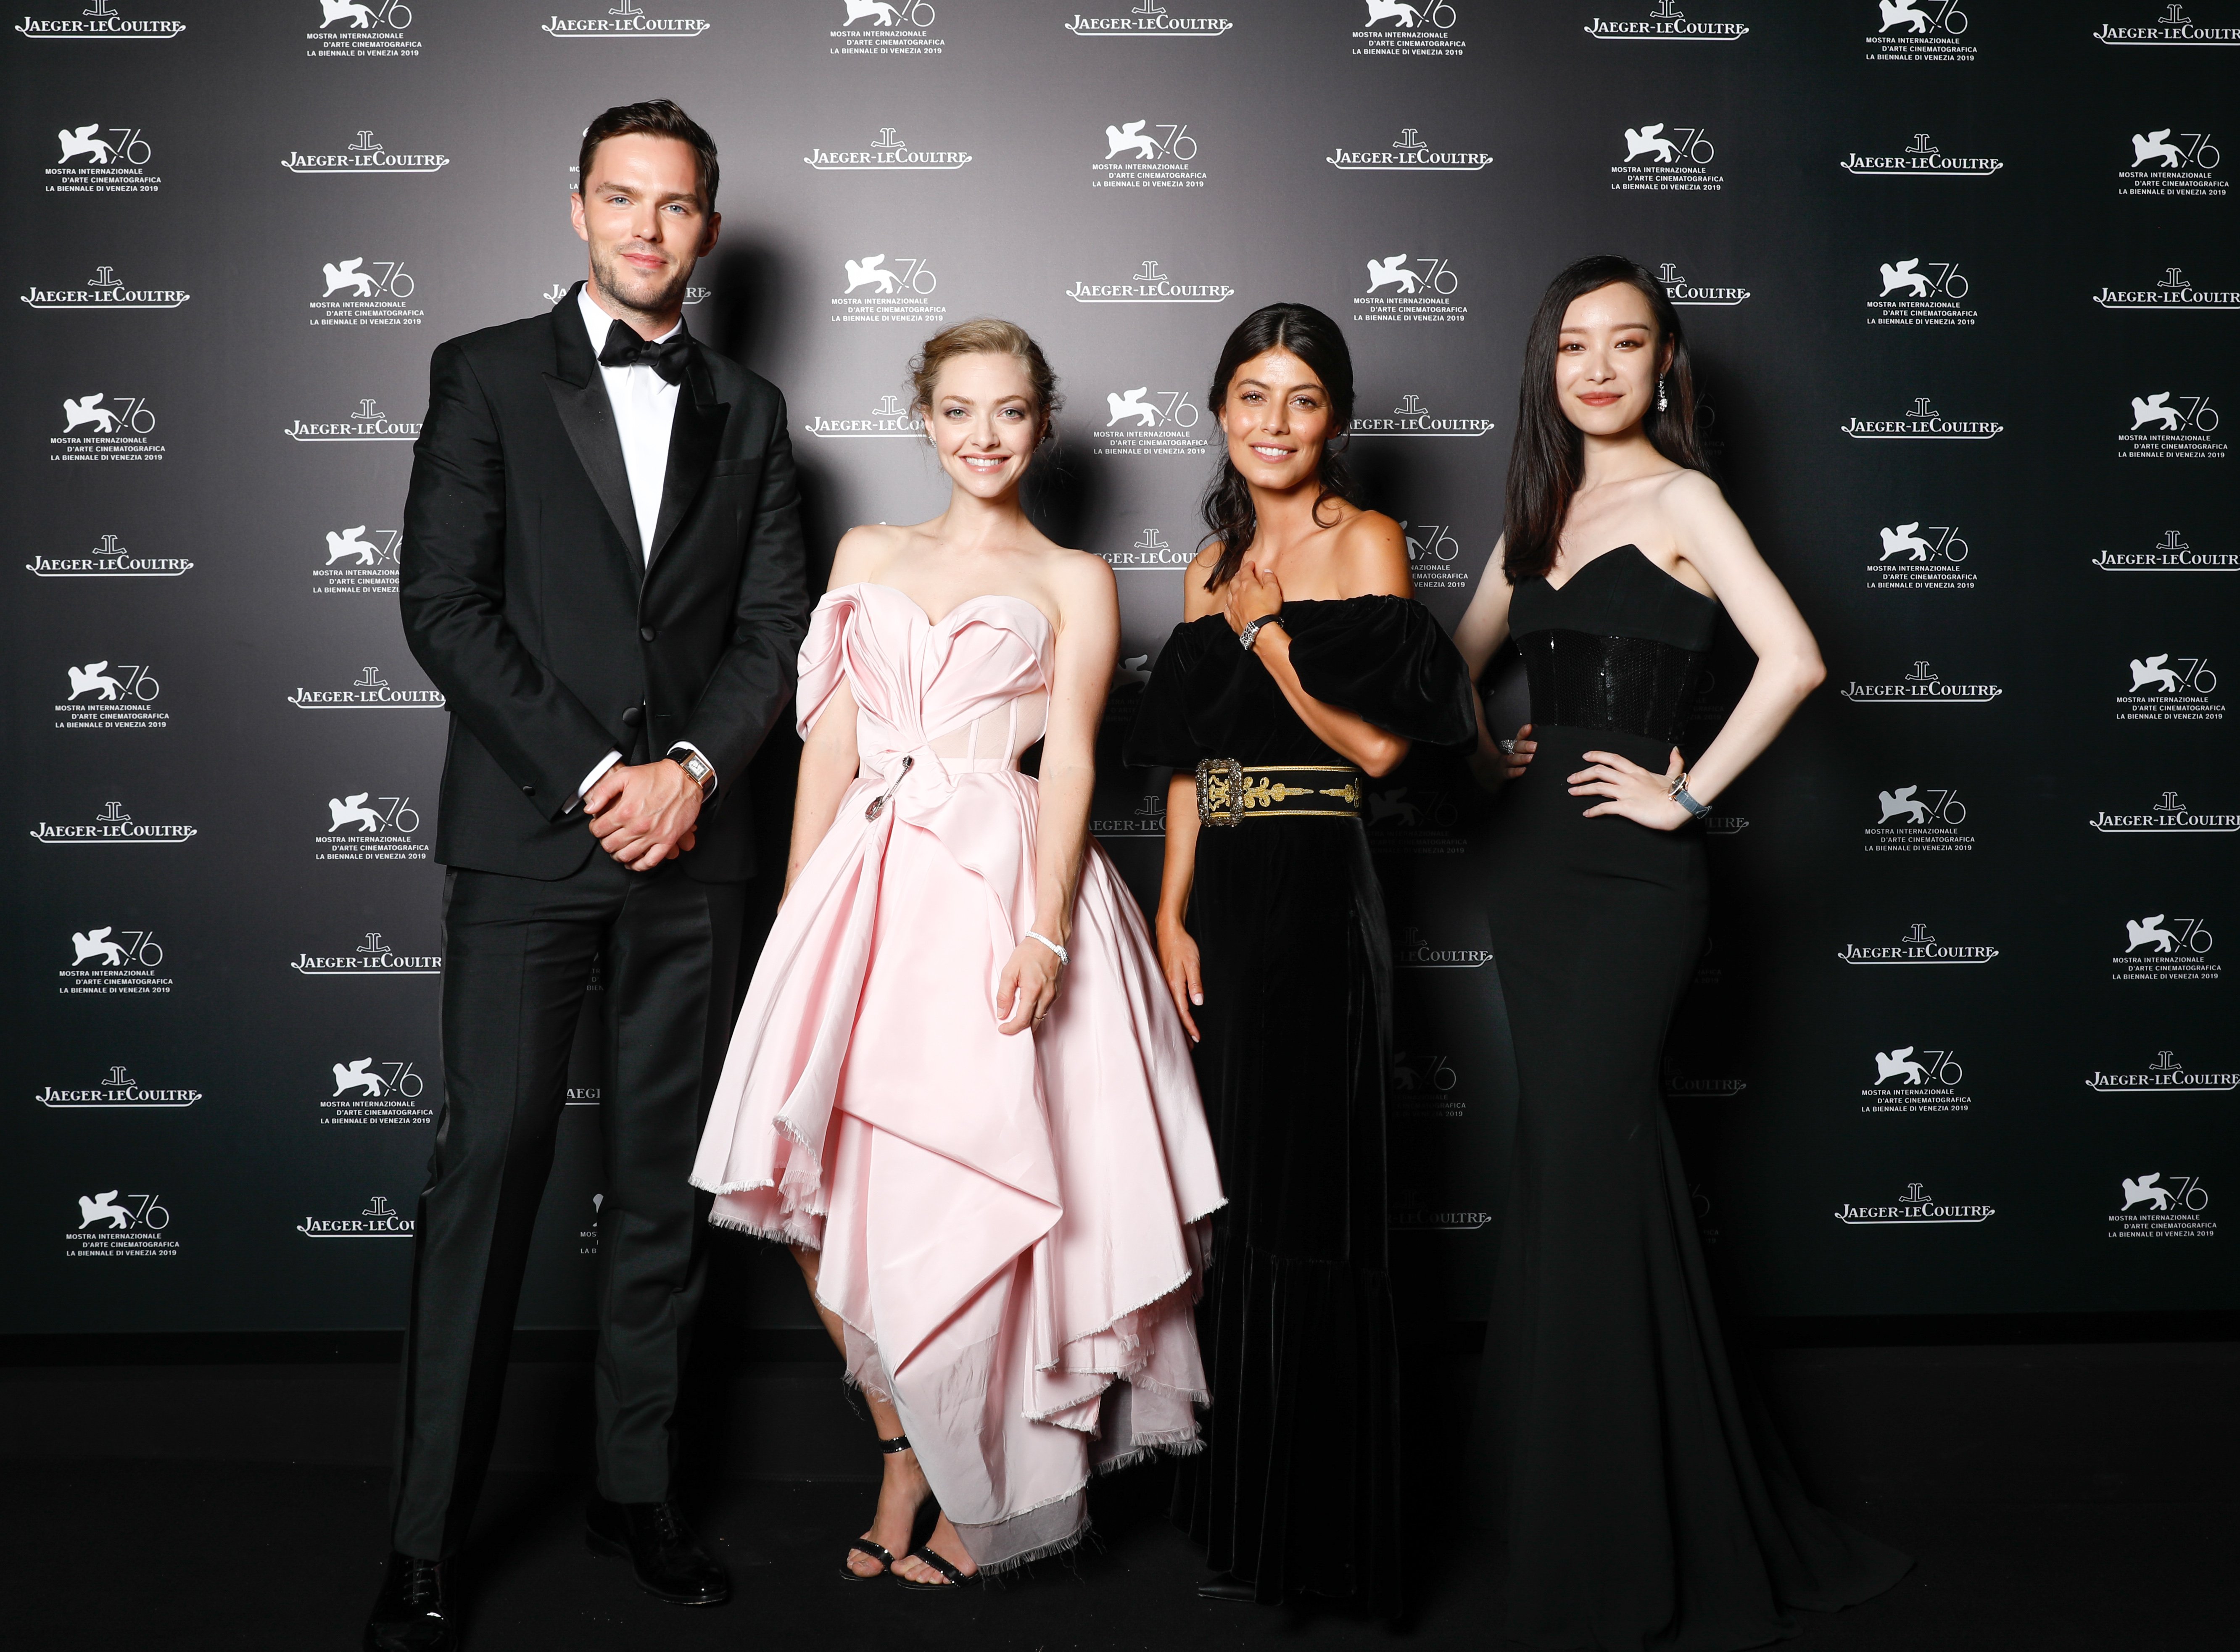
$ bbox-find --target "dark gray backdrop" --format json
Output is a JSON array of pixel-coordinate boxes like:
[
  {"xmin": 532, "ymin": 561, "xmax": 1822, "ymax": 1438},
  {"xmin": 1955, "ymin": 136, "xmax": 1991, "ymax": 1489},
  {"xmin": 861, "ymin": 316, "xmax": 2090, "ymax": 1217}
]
[{"xmin": 7, "ymin": 0, "xmax": 2235, "ymax": 1336}]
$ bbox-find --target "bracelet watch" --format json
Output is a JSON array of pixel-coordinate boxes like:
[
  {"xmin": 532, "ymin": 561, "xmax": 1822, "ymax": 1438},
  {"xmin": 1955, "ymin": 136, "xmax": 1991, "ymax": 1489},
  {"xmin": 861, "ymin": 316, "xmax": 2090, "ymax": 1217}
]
[{"xmin": 1237, "ymin": 611, "xmax": 1284, "ymax": 653}]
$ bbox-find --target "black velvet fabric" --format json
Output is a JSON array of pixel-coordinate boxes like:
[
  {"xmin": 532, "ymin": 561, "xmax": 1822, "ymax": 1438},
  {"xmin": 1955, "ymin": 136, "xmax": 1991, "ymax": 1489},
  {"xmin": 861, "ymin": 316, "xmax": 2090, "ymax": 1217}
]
[
  {"xmin": 1472, "ymin": 548, "xmax": 1911, "ymax": 1649},
  {"xmin": 1127, "ymin": 597, "xmax": 1475, "ymax": 1619},
  {"xmin": 1132, "ymin": 596, "xmax": 1483, "ymax": 771}
]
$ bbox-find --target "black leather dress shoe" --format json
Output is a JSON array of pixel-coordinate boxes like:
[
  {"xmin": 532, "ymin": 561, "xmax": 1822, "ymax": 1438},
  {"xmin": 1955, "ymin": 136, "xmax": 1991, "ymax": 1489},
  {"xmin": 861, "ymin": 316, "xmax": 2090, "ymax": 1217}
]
[
  {"xmin": 1197, "ymin": 1574, "xmax": 1258, "ymax": 1602},
  {"xmin": 364, "ymin": 1551, "xmax": 458, "ymax": 1652},
  {"xmin": 585, "ymin": 1494, "xmax": 731, "ymax": 1606}
]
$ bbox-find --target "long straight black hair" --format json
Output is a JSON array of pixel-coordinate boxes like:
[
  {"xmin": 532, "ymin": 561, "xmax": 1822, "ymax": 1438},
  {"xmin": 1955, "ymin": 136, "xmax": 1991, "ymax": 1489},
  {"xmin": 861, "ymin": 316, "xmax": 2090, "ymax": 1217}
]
[
  {"xmin": 1501, "ymin": 255, "xmax": 1709, "ymax": 584},
  {"xmin": 1199, "ymin": 302, "xmax": 1361, "ymax": 590}
]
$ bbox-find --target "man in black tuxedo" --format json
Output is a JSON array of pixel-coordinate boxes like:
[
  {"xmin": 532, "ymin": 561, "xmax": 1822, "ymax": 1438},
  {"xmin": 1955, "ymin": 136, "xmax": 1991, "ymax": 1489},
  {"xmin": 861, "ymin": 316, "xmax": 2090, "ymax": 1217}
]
[{"xmin": 369, "ymin": 100, "xmax": 807, "ymax": 1651}]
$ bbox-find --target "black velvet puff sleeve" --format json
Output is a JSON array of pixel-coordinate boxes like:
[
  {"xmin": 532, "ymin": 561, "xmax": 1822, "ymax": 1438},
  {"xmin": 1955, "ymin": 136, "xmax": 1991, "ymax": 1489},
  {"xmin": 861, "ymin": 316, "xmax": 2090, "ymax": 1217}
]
[
  {"xmin": 1284, "ymin": 595, "xmax": 1478, "ymax": 746},
  {"xmin": 1124, "ymin": 620, "xmax": 1213, "ymax": 769}
]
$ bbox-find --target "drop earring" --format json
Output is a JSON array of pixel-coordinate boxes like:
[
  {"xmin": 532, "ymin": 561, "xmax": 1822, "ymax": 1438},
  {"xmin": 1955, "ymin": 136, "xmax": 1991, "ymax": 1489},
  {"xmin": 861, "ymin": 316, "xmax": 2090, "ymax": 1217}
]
[{"xmin": 1656, "ymin": 375, "xmax": 1668, "ymax": 413}]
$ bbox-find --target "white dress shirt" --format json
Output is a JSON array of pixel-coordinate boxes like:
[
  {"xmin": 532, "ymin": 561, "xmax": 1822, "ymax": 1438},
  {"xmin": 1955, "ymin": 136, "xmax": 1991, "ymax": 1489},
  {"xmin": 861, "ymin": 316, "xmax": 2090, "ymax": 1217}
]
[
  {"xmin": 578, "ymin": 284, "xmax": 679, "ymax": 559},
  {"xmin": 572, "ymin": 285, "xmax": 713, "ymax": 806}
]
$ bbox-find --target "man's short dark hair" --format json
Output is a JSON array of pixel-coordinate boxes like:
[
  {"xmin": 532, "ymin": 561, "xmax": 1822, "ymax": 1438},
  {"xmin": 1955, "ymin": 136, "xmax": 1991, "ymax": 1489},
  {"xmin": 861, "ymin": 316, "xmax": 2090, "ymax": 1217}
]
[{"xmin": 578, "ymin": 99, "xmax": 719, "ymax": 212}]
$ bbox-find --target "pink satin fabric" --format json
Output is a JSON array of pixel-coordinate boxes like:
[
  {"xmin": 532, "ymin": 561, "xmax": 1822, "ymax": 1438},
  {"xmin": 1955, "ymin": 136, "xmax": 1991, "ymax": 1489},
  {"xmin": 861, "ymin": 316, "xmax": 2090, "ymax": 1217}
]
[{"xmin": 690, "ymin": 582, "xmax": 1224, "ymax": 1570}]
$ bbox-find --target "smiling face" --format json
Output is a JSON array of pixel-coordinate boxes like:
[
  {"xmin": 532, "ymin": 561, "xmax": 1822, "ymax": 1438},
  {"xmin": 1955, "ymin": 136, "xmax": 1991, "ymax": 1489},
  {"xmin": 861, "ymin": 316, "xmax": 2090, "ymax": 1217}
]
[
  {"xmin": 1554, "ymin": 280, "xmax": 1672, "ymax": 437},
  {"xmin": 570, "ymin": 132, "xmax": 719, "ymax": 323},
  {"xmin": 923, "ymin": 350, "xmax": 1044, "ymax": 498},
  {"xmin": 1216, "ymin": 347, "xmax": 1335, "ymax": 493}
]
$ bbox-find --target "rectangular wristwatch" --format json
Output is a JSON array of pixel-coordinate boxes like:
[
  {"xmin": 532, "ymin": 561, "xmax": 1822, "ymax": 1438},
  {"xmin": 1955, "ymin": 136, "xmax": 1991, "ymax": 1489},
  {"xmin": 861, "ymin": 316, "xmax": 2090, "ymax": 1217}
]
[{"xmin": 668, "ymin": 746, "xmax": 716, "ymax": 799}]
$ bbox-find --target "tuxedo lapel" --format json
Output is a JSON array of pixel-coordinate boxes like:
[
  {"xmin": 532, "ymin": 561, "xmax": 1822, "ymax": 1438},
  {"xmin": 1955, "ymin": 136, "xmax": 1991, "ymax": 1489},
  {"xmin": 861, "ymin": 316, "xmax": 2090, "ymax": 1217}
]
[
  {"xmin": 645, "ymin": 346, "xmax": 730, "ymax": 574},
  {"xmin": 541, "ymin": 287, "xmax": 644, "ymax": 569}
]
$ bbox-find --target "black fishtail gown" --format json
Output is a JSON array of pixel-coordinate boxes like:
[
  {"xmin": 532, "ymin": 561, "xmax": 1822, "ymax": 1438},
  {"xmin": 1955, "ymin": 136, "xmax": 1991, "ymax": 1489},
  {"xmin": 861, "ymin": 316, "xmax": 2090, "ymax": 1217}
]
[
  {"xmin": 1128, "ymin": 596, "xmax": 1477, "ymax": 1619},
  {"xmin": 1472, "ymin": 547, "xmax": 1910, "ymax": 1650}
]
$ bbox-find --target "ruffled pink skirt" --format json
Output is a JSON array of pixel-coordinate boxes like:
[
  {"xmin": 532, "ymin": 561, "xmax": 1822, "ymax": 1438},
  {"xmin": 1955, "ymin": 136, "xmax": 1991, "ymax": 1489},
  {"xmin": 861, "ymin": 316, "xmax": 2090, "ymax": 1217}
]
[{"xmin": 691, "ymin": 764, "xmax": 1223, "ymax": 1571}]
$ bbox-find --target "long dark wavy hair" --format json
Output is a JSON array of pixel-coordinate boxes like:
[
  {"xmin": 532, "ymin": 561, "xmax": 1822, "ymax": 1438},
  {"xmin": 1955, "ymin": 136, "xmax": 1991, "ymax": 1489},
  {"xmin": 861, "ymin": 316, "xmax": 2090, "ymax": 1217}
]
[
  {"xmin": 1501, "ymin": 255, "xmax": 1708, "ymax": 584},
  {"xmin": 1199, "ymin": 303, "xmax": 1361, "ymax": 590}
]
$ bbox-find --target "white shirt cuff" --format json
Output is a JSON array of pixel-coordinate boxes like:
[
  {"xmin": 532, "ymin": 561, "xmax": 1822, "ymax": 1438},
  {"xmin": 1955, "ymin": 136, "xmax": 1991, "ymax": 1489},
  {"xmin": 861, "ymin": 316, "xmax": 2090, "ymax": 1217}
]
[{"xmin": 570, "ymin": 750, "xmax": 624, "ymax": 814}]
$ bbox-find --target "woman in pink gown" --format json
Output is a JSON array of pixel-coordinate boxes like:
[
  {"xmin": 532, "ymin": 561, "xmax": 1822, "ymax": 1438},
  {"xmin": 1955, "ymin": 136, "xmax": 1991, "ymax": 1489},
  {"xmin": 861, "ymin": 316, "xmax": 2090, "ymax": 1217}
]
[{"xmin": 691, "ymin": 321, "xmax": 1223, "ymax": 1587}]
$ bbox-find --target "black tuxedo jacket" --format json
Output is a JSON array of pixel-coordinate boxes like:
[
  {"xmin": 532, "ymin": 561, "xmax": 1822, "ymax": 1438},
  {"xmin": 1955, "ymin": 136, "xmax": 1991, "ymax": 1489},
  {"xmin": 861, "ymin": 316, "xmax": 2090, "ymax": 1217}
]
[{"xmin": 400, "ymin": 285, "xmax": 809, "ymax": 881}]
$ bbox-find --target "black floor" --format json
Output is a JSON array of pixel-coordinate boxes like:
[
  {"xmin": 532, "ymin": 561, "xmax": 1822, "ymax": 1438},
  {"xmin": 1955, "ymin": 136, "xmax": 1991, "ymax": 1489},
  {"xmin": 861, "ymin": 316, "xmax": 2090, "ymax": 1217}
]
[{"xmin": 14, "ymin": 1456, "xmax": 2235, "ymax": 1651}]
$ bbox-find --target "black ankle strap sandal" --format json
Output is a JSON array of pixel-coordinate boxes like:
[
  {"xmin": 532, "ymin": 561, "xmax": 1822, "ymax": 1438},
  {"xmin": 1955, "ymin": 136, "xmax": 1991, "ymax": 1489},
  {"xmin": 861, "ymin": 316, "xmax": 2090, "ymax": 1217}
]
[
  {"xmin": 839, "ymin": 1536, "xmax": 896, "ymax": 1582},
  {"xmin": 839, "ymin": 1436, "xmax": 915, "ymax": 1579},
  {"xmin": 897, "ymin": 1545, "xmax": 978, "ymax": 1591}
]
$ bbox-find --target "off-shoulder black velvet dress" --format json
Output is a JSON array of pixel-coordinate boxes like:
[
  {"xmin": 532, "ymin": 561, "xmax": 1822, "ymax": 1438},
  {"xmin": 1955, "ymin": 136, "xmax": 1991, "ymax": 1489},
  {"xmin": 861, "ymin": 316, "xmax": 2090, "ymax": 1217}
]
[
  {"xmin": 1128, "ymin": 596, "xmax": 1477, "ymax": 1619},
  {"xmin": 1473, "ymin": 548, "xmax": 1910, "ymax": 1649}
]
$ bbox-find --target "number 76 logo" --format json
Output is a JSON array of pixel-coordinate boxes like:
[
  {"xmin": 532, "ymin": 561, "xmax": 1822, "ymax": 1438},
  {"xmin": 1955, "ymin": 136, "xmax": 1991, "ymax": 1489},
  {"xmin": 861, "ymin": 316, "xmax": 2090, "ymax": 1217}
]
[{"xmin": 1401, "ymin": 522, "xmax": 1460, "ymax": 564}]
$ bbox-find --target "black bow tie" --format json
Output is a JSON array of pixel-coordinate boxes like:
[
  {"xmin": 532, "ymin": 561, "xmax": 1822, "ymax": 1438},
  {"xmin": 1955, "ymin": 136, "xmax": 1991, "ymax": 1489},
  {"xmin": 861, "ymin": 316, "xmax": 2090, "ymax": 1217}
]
[{"xmin": 597, "ymin": 319, "xmax": 690, "ymax": 385}]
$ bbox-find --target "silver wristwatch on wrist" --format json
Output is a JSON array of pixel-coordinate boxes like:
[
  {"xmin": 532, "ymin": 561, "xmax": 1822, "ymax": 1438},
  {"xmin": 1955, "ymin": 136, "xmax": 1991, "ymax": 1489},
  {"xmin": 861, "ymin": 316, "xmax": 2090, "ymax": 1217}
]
[
  {"xmin": 1238, "ymin": 611, "xmax": 1284, "ymax": 652},
  {"xmin": 668, "ymin": 746, "xmax": 716, "ymax": 800},
  {"xmin": 1667, "ymin": 771, "xmax": 1710, "ymax": 820}
]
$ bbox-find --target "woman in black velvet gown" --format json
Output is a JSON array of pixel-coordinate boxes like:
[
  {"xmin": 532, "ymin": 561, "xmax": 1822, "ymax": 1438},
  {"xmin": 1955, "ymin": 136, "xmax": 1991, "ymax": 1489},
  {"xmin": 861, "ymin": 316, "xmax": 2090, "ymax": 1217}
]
[
  {"xmin": 1127, "ymin": 304, "xmax": 1476, "ymax": 1620},
  {"xmin": 1454, "ymin": 257, "xmax": 1910, "ymax": 1649}
]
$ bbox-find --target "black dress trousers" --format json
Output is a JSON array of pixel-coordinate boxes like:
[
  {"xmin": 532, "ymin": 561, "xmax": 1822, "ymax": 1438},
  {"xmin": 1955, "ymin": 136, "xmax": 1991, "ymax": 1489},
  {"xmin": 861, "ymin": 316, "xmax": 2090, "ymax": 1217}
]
[{"xmin": 390, "ymin": 851, "xmax": 745, "ymax": 1560}]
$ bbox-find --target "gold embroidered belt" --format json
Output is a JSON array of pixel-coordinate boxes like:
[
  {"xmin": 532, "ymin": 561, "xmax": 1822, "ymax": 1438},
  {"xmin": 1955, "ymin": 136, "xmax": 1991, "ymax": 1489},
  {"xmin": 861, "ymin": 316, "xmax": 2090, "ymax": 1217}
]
[{"xmin": 1195, "ymin": 758, "xmax": 1364, "ymax": 827}]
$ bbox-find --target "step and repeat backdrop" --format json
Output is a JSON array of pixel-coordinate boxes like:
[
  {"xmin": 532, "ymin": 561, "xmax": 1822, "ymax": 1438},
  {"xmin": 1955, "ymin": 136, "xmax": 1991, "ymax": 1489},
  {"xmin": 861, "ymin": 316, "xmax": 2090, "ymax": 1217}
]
[{"xmin": 5, "ymin": 1, "xmax": 2235, "ymax": 1336}]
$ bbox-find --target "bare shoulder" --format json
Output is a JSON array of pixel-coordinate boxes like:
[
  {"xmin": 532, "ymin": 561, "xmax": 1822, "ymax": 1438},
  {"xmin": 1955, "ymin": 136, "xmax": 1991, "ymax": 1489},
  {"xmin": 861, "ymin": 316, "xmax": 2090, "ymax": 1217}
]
[
  {"xmin": 1332, "ymin": 509, "xmax": 1413, "ymax": 598},
  {"xmin": 828, "ymin": 522, "xmax": 909, "ymax": 589},
  {"xmin": 1649, "ymin": 468, "xmax": 1758, "ymax": 597},
  {"xmin": 1045, "ymin": 545, "xmax": 1118, "ymax": 619},
  {"xmin": 1650, "ymin": 467, "xmax": 1734, "ymax": 530}
]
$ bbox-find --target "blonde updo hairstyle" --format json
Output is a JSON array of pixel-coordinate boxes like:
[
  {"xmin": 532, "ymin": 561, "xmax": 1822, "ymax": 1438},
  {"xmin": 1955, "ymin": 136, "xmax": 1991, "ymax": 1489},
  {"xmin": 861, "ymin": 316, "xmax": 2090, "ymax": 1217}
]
[{"xmin": 908, "ymin": 317, "xmax": 1063, "ymax": 448}]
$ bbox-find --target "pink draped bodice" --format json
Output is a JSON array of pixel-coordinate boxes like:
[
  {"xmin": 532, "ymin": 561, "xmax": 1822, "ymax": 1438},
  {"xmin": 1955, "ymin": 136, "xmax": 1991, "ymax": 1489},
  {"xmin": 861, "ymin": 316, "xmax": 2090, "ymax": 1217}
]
[{"xmin": 818, "ymin": 585, "xmax": 1051, "ymax": 778}]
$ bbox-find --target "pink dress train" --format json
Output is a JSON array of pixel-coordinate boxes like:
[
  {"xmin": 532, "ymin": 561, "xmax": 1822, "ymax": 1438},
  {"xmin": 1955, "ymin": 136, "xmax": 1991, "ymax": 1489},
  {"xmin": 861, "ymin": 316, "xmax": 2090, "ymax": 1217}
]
[{"xmin": 690, "ymin": 582, "xmax": 1224, "ymax": 1571}]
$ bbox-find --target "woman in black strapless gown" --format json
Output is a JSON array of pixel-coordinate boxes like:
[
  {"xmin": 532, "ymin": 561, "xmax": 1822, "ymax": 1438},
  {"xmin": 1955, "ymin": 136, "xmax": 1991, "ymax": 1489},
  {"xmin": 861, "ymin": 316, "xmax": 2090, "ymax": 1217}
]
[{"xmin": 1456, "ymin": 259, "xmax": 1910, "ymax": 1649}]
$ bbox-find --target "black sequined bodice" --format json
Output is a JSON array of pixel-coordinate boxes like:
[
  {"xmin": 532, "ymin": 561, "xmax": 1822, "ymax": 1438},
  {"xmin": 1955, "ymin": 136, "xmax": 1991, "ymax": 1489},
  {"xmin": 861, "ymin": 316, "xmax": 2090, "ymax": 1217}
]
[
  {"xmin": 1509, "ymin": 546, "xmax": 1718, "ymax": 746},
  {"xmin": 1518, "ymin": 631, "xmax": 1706, "ymax": 747}
]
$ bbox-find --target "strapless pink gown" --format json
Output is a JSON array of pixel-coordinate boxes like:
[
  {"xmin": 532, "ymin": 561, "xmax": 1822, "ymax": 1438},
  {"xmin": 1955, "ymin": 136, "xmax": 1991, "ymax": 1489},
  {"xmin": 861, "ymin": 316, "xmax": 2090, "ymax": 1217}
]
[{"xmin": 691, "ymin": 582, "xmax": 1224, "ymax": 1572}]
